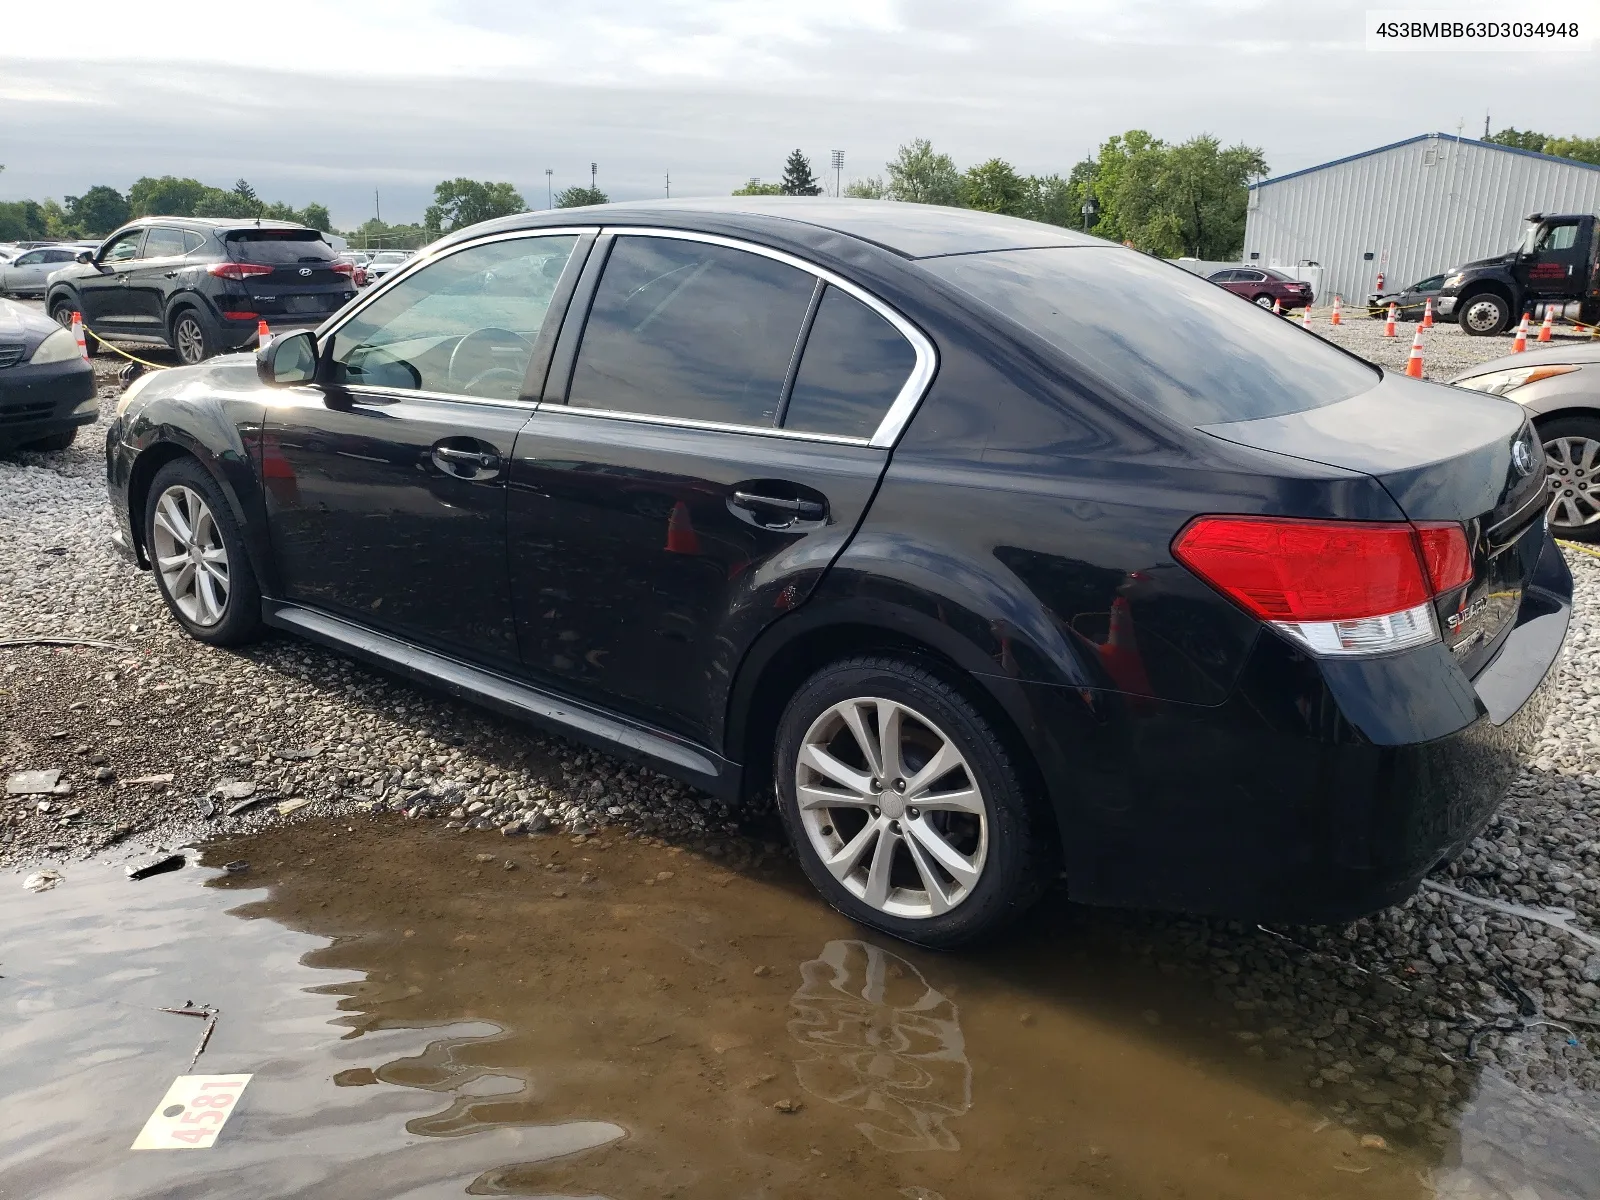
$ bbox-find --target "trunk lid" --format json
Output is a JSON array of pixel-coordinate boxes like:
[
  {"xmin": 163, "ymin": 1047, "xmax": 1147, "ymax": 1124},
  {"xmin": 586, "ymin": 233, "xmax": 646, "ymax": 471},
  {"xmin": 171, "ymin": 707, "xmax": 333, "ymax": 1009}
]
[
  {"xmin": 225, "ymin": 229, "xmax": 357, "ymax": 321},
  {"xmin": 1199, "ymin": 372, "xmax": 1548, "ymax": 676}
]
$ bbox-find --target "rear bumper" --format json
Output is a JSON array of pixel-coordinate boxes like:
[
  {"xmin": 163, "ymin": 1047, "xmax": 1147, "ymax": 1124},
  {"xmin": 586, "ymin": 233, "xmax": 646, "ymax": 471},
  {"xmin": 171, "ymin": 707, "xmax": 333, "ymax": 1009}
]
[
  {"xmin": 0, "ymin": 358, "xmax": 97, "ymax": 447},
  {"xmin": 1020, "ymin": 532, "xmax": 1571, "ymax": 923}
]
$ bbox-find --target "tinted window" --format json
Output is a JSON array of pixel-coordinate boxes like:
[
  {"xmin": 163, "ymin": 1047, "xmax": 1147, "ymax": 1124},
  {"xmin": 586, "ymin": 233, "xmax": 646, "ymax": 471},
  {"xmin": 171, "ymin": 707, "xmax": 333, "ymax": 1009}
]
[
  {"xmin": 42, "ymin": 249, "xmax": 74, "ymax": 263},
  {"xmin": 925, "ymin": 247, "xmax": 1378, "ymax": 425},
  {"xmin": 328, "ymin": 234, "xmax": 577, "ymax": 401},
  {"xmin": 784, "ymin": 286, "xmax": 917, "ymax": 439},
  {"xmin": 568, "ymin": 237, "xmax": 815, "ymax": 427},
  {"xmin": 182, "ymin": 230, "xmax": 206, "ymax": 253},
  {"xmin": 143, "ymin": 227, "xmax": 187, "ymax": 258},
  {"xmin": 13, "ymin": 250, "xmax": 43, "ymax": 266},
  {"xmin": 1207, "ymin": 269, "xmax": 1238, "ymax": 282},
  {"xmin": 1416, "ymin": 275, "xmax": 1444, "ymax": 291},
  {"xmin": 226, "ymin": 230, "xmax": 336, "ymax": 264},
  {"xmin": 1262, "ymin": 268, "xmax": 1294, "ymax": 281},
  {"xmin": 101, "ymin": 231, "xmax": 144, "ymax": 263}
]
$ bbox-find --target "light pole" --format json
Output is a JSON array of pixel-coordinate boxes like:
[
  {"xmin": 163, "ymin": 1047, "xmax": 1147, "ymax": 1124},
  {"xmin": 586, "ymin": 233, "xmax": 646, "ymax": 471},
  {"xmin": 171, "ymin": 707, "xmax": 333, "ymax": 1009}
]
[
  {"xmin": 1080, "ymin": 196, "xmax": 1097, "ymax": 232},
  {"xmin": 831, "ymin": 150, "xmax": 844, "ymax": 198},
  {"xmin": 545, "ymin": 168, "xmax": 552, "ymax": 209},
  {"xmin": 665, "ymin": 169, "xmax": 670, "ymax": 199},
  {"xmin": 591, "ymin": 162, "xmax": 597, "ymax": 196}
]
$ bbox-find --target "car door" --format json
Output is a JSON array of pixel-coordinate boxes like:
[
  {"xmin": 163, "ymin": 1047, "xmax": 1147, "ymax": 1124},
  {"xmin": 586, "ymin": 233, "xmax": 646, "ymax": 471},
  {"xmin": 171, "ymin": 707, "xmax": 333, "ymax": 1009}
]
[
  {"xmin": 123, "ymin": 226, "xmax": 189, "ymax": 330},
  {"xmin": 261, "ymin": 229, "xmax": 590, "ymax": 670},
  {"xmin": 79, "ymin": 228, "xmax": 146, "ymax": 328},
  {"xmin": 507, "ymin": 230, "xmax": 931, "ymax": 745},
  {"xmin": 2, "ymin": 249, "xmax": 46, "ymax": 294}
]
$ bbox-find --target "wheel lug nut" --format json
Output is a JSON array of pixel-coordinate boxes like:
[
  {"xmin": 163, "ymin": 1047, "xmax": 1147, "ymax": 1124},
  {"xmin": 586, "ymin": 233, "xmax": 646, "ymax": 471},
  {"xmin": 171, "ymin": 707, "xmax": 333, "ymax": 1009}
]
[
  {"xmin": 889, "ymin": 819, "xmax": 900, "ymax": 834},
  {"xmin": 894, "ymin": 779, "xmax": 906, "ymax": 792},
  {"xmin": 871, "ymin": 806, "xmax": 881, "ymax": 817},
  {"xmin": 907, "ymin": 807, "xmax": 919, "ymax": 819}
]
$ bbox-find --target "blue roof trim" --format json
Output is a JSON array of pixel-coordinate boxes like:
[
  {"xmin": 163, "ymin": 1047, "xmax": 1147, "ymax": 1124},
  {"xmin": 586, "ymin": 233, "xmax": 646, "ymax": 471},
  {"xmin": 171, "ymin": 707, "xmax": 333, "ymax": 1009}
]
[{"xmin": 1250, "ymin": 132, "xmax": 1600, "ymax": 189}]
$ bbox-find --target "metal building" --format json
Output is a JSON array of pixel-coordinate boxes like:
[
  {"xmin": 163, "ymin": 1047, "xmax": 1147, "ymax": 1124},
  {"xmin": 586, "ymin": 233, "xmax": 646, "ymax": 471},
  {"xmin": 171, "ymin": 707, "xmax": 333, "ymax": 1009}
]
[{"xmin": 1243, "ymin": 133, "xmax": 1600, "ymax": 306}]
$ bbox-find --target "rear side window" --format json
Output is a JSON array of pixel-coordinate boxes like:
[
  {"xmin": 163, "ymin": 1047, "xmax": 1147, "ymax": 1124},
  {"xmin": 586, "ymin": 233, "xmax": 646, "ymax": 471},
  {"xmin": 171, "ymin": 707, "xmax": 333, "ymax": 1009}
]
[
  {"xmin": 568, "ymin": 236, "xmax": 816, "ymax": 427},
  {"xmin": 143, "ymin": 227, "xmax": 187, "ymax": 258},
  {"xmin": 227, "ymin": 230, "xmax": 335, "ymax": 264},
  {"xmin": 43, "ymin": 249, "xmax": 74, "ymax": 263},
  {"xmin": 783, "ymin": 286, "xmax": 917, "ymax": 439},
  {"xmin": 924, "ymin": 247, "xmax": 1378, "ymax": 425},
  {"xmin": 182, "ymin": 230, "xmax": 206, "ymax": 253}
]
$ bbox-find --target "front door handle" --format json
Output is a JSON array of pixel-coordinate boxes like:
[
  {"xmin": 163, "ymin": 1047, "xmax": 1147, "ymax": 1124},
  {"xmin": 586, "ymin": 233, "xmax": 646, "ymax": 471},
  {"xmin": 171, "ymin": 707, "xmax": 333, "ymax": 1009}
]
[
  {"xmin": 431, "ymin": 442, "xmax": 502, "ymax": 480},
  {"xmin": 729, "ymin": 489, "xmax": 829, "ymax": 530}
]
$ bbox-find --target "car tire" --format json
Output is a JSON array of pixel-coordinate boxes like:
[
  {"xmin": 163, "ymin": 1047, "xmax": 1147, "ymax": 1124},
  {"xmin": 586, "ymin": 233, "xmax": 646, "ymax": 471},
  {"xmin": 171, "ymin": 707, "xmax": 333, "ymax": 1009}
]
[
  {"xmin": 774, "ymin": 655, "xmax": 1052, "ymax": 949},
  {"xmin": 1252, "ymin": 294, "xmax": 1275, "ymax": 309},
  {"xmin": 170, "ymin": 309, "xmax": 214, "ymax": 365},
  {"xmin": 49, "ymin": 299, "xmax": 100, "ymax": 356},
  {"xmin": 1459, "ymin": 293, "xmax": 1511, "ymax": 337},
  {"xmin": 1537, "ymin": 415, "xmax": 1600, "ymax": 543},
  {"xmin": 143, "ymin": 458, "xmax": 264, "ymax": 645},
  {"xmin": 24, "ymin": 428, "xmax": 77, "ymax": 452}
]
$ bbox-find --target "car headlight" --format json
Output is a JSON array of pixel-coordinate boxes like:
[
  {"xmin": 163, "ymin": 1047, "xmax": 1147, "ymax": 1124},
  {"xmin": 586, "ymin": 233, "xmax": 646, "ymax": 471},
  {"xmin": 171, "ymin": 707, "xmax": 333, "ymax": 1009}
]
[
  {"xmin": 1454, "ymin": 364, "xmax": 1579, "ymax": 397},
  {"xmin": 115, "ymin": 369, "xmax": 160, "ymax": 416},
  {"xmin": 27, "ymin": 327, "xmax": 82, "ymax": 365},
  {"xmin": 1442, "ymin": 273, "xmax": 1465, "ymax": 290}
]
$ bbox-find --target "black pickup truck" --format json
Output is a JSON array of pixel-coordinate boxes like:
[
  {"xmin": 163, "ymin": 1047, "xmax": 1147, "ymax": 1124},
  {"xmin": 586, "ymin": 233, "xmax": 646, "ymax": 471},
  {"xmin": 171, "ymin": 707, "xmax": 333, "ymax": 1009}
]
[{"xmin": 1437, "ymin": 213, "xmax": 1600, "ymax": 336}]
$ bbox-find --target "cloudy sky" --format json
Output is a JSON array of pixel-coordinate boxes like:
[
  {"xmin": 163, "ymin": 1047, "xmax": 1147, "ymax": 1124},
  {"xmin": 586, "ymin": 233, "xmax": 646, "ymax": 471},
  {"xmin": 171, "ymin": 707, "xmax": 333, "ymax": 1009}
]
[{"xmin": 3, "ymin": 0, "xmax": 1597, "ymax": 229}]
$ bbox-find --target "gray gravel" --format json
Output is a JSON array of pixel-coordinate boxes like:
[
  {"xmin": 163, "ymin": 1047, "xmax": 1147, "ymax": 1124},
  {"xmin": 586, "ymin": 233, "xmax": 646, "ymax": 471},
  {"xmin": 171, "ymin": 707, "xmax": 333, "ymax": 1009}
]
[{"xmin": 4, "ymin": 306, "xmax": 1600, "ymax": 1195}]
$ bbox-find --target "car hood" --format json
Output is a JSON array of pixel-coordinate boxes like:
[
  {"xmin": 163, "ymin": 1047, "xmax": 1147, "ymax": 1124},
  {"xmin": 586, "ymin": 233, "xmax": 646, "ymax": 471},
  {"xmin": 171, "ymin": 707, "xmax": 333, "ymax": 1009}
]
[
  {"xmin": 1449, "ymin": 251, "xmax": 1517, "ymax": 276},
  {"xmin": 0, "ymin": 296, "xmax": 66, "ymax": 352},
  {"xmin": 1450, "ymin": 342, "xmax": 1600, "ymax": 383}
]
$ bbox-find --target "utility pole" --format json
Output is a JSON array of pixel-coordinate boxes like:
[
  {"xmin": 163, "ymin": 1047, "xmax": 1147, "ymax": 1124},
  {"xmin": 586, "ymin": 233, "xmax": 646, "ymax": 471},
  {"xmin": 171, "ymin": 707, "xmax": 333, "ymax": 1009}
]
[
  {"xmin": 1484, "ymin": 112, "xmax": 1491, "ymax": 139},
  {"xmin": 374, "ymin": 189, "xmax": 381, "ymax": 224},
  {"xmin": 545, "ymin": 168, "xmax": 553, "ymax": 208},
  {"xmin": 591, "ymin": 162, "xmax": 598, "ymax": 194},
  {"xmin": 665, "ymin": 169, "xmax": 671, "ymax": 198},
  {"xmin": 831, "ymin": 150, "xmax": 844, "ymax": 198}
]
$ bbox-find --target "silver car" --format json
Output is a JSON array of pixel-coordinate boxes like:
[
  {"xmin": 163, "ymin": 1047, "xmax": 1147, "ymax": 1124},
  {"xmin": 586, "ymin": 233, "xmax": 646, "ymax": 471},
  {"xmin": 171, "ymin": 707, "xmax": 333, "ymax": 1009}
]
[
  {"xmin": 0, "ymin": 245, "xmax": 83, "ymax": 297},
  {"xmin": 1453, "ymin": 341, "xmax": 1600, "ymax": 541}
]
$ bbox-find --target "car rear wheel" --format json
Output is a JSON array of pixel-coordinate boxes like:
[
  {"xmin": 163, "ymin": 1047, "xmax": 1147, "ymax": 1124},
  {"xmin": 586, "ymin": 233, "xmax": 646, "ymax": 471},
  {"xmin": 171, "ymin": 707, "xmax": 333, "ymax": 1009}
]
[
  {"xmin": 144, "ymin": 459, "xmax": 264, "ymax": 644},
  {"xmin": 1253, "ymin": 294, "xmax": 1275, "ymax": 309},
  {"xmin": 1460, "ymin": 293, "xmax": 1510, "ymax": 337},
  {"xmin": 171, "ymin": 310, "xmax": 213, "ymax": 365},
  {"xmin": 774, "ymin": 655, "xmax": 1051, "ymax": 949},
  {"xmin": 1538, "ymin": 416, "xmax": 1600, "ymax": 542}
]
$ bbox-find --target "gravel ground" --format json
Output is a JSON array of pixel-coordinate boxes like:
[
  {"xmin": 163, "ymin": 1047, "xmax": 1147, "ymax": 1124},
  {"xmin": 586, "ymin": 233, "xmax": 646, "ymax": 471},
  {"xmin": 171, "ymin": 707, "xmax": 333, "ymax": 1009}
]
[{"xmin": 5, "ymin": 309, "xmax": 1600, "ymax": 1196}]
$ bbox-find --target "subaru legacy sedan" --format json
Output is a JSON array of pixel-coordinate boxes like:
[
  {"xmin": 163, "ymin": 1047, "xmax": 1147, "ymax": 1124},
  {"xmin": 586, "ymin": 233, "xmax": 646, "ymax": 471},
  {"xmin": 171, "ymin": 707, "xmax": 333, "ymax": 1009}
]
[{"xmin": 105, "ymin": 199, "xmax": 1568, "ymax": 947}]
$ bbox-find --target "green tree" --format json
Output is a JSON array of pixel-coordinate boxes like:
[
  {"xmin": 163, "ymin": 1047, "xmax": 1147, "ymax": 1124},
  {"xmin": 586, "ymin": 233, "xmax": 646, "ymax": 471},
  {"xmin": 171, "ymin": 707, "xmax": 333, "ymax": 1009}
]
[
  {"xmin": 232, "ymin": 178, "xmax": 260, "ymax": 210},
  {"xmin": 1143, "ymin": 135, "xmax": 1267, "ymax": 259},
  {"xmin": 843, "ymin": 176, "xmax": 888, "ymax": 199},
  {"xmin": 553, "ymin": 185, "xmax": 609, "ymax": 208},
  {"xmin": 424, "ymin": 179, "xmax": 526, "ymax": 234},
  {"xmin": 732, "ymin": 178, "xmax": 785, "ymax": 195},
  {"xmin": 299, "ymin": 202, "xmax": 332, "ymax": 232},
  {"xmin": 884, "ymin": 138, "xmax": 963, "ymax": 206},
  {"xmin": 192, "ymin": 187, "xmax": 259, "ymax": 219},
  {"xmin": 128, "ymin": 175, "xmax": 210, "ymax": 217},
  {"xmin": 63, "ymin": 185, "xmax": 130, "ymax": 236},
  {"xmin": 780, "ymin": 149, "xmax": 822, "ymax": 196},
  {"xmin": 345, "ymin": 217, "xmax": 428, "ymax": 250},
  {"xmin": 1486, "ymin": 127, "xmax": 1550, "ymax": 151},
  {"xmin": 0, "ymin": 199, "xmax": 47, "ymax": 241},
  {"xmin": 1543, "ymin": 136, "xmax": 1600, "ymax": 166},
  {"xmin": 961, "ymin": 158, "xmax": 1030, "ymax": 215}
]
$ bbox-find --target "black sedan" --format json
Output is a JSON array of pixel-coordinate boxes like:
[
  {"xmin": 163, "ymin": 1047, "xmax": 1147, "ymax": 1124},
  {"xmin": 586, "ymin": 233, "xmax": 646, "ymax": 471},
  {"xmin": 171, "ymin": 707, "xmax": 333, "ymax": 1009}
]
[
  {"xmin": 0, "ymin": 297, "xmax": 96, "ymax": 452},
  {"xmin": 1367, "ymin": 273, "xmax": 1448, "ymax": 321},
  {"xmin": 105, "ymin": 199, "xmax": 1569, "ymax": 947}
]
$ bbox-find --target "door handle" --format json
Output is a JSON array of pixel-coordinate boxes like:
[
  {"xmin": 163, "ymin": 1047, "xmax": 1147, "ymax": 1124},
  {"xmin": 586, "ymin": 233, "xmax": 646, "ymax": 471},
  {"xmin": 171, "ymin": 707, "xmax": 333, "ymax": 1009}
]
[
  {"xmin": 163, "ymin": 271, "xmax": 178, "ymax": 278},
  {"xmin": 430, "ymin": 443, "xmax": 502, "ymax": 479},
  {"xmin": 729, "ymin": 490, "xmax": 828, "ymax": 529}
]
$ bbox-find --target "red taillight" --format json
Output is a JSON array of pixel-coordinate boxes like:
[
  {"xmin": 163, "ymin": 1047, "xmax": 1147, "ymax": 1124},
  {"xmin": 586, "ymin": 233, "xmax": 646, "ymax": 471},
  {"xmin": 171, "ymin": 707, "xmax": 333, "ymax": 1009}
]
[
  {"xmin": 1172, "ymin": 516, "xmax": 1474, "ymax": 657},
  {"xmin": 208, "ymin": 262, "xmax": 274, "ymax": 280},
  {"xmin": 331, "ymin": 262, "xmax": 354, "ymax": 279},
  {"xmin": 220, "ymin": 310, "xmax": 259, "ymax": 321}
]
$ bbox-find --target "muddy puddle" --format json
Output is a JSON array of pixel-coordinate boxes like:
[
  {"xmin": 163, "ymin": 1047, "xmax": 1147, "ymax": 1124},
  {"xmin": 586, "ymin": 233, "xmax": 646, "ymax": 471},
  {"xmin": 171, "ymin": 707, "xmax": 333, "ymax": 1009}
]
[{"xmin": 4, "ymin": 820, "xmax": 1598, "ymax": 1199}]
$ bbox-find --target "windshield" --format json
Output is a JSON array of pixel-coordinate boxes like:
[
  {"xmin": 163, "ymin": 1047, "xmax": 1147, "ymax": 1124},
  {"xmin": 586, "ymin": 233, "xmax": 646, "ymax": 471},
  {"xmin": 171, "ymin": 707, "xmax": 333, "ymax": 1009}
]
[
  {"xmin": 226, "ymin": 230, "xmax": 335, "ymax": 264},
  {"xmin": 924, "ymin": 247, "xmax": 1379, "ymax": 425},
  {"xmin": 373, "ymin": 252, "xmax": 407, "ymax": 265}
]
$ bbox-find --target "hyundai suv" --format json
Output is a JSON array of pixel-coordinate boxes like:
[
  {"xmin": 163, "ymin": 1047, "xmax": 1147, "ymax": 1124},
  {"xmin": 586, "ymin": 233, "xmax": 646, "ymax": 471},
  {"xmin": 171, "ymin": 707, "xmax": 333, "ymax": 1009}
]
[{"xmin": 45, "ymin": 219, "xmax": 360, "ymax": 364}]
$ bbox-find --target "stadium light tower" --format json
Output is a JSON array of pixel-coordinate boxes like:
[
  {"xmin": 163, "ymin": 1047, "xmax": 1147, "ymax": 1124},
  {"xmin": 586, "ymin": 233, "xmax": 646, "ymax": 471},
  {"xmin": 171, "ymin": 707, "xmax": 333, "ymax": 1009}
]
[{"xmin": 831, "ymin": 150, "xmax": 844, "ymax": 197}]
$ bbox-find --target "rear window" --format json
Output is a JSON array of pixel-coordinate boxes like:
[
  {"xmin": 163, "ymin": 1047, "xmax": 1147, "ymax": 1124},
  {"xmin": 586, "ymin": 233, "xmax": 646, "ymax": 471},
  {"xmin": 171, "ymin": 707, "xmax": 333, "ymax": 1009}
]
[
  {"xmin": 923, "ymin": 247, "xmax": 1378, "ymax": 425},
  {"xmin": 226, "ymin": 230, "xmax": 335, "ymax": 264}
]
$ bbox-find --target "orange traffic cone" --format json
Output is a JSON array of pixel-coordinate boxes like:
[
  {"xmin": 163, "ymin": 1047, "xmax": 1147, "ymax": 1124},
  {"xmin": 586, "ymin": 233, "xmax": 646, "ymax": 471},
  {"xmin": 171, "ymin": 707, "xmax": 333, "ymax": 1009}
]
[
  {"xmin": 1421, "ymin": 298, "xmax": 1434, "ymax": 329},
  {"xmin": 70, "ymin": 311, "xmax": 87, "ymax": 360},
  {"xmin": 1272, "ymin": 297, "xmax": 1282, "ymax": 316},
  {"xmin": 1330, "ymin": 295, "xmax": 1343, "ymax": 326},
  {"xmin": 664, "ymin": 500, "xmax": 700, "ymax": 555},
  {"xmin": 1301, "ymin": 303, "xmax": 1313, "ymax": 329},
  {"xmin": 1512, "ymin": 313, "xmax": 1530, "ymax": 353},
  {"xmin": 257, "ymin": 318, "xmax": 272, "ymax": 350},
  {"xmin": 1405, "ymin": 327, "xmax": 1425, "ymax": 378},
  {"xmin": 1384, "ymin": 303, "xmax": 1397, "ymax": 337},
  {"xmin": 1538, "ymin": 305, "xmax": 1555, "ymax": 342}
]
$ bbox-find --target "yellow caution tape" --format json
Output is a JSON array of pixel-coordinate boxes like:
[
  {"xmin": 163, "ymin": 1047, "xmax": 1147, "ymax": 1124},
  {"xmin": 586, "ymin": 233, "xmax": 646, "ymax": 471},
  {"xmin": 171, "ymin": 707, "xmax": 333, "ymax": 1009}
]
[
  {"xmin": 1557, "ymin": 538, "xmax": 1600, "ymax": 561},
  {"xmin": 82, "ymin": 325, "xmax": 172, "ymax": 371}
]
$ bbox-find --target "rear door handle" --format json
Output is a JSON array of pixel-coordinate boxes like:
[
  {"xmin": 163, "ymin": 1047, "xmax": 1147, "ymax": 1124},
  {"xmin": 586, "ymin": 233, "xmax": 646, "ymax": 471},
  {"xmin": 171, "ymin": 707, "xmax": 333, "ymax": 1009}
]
[
  {"xmin": 431, "ymin": 442, "xmax": 502, "ymax": 479},
  {"xmin": 729, "ymin": 490, "xmax": 828, "ymax": 529}
]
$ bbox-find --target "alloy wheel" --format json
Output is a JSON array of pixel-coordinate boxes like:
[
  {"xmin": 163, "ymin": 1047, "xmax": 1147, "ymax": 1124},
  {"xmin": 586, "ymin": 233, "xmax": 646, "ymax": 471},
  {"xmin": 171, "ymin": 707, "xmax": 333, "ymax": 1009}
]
[
  {"xmin": 150, "ymin": 485, "xmax": 231, "ymax": 625},
  {"xmin": 1545, "ymin": 436, "xmax": 1600, "ymax": 531},
  {"xmin": 1254, "ymin": 295, "xmax": 1274, "ymax": 309},
  {"xmin": 795, "ymin": 697, "xmax": 988, "ymax": 919},
  {"xmin": 174, "ymin": 316, "xmax": 206, "ymax": 364}
]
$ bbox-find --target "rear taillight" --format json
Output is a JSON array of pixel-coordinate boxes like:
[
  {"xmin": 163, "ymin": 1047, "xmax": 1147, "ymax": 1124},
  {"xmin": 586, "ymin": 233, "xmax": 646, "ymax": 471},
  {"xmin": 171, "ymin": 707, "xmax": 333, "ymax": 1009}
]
[
  {"xmin": 1172, "ymin": 516, "xmax": 1473, "ymax": 657},
  {"xmin": 208, "ymin": 262, "xmax": 274, "ymax": 280},
  {"xmin": 332, "ymin": 262, "xmax": 355, "ymax": 279}
]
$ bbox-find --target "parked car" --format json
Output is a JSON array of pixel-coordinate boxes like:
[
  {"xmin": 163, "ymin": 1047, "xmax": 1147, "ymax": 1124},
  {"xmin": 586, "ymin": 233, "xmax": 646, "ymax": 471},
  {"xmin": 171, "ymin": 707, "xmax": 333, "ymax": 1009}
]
[
  {"xmin": 0, "ymin": 243, "xmax": 24, "ymax": 265},
  {"xmin": 363, "ymin": 250, "xmax": 412, "ymax": 284},
  {"xmin": 105, "ymin": 199, "xmax": 1568, "ymax": 947},
  {"xmin": 335, "ymin": 251, "xmax": 369, "ymax": 287},
  {"xmin": 0, "ymin": 245, "xmax": 83, "ymax": 297},
  {"xmin": 1206, "ymin": 266, "xmax": 1314, "ymax": 310},
  {"xmin": 1368, "ymin": 273, "xmax": 1448, "ymax": 321},
  {"xmin": 0, "ymin": 296, "xmax": 97, "ymax": 452},
  {"xmin": 1452, "ymin": 342, "xmax": 1600, "ymax": 540},
  {"xmin": 45, "ymin": 218, "xmax": 360, "ymax": 365}
]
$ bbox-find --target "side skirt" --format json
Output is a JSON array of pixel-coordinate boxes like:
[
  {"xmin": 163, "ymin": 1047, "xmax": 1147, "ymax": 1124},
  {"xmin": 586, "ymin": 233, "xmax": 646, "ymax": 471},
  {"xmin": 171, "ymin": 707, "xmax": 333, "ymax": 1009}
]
[{"xmin": 262, "ymin": 600, "xmax": 740, "ymax": 800}]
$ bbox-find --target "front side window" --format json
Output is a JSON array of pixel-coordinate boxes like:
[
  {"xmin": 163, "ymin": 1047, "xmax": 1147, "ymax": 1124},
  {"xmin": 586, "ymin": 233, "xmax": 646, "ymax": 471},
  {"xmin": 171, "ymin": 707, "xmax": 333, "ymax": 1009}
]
[
  {"xmin": 142, "ymin": 227, "xmax": 187, "ymax": 258},
  {"xmin": 783, "ymin": 285, "xmax": 917, "ymax": 440},
  {"xmin": 101, "ymin": 231, "xmax": 144, "ymax": 263},
  {"xmin": 1541, "ymin": 223, "xmax": 1579, "ymax": 252},
  {"xmin": 43, "ymin": 250, "xmax": 74, "ymax": 264},
  {"xmin": 13, "ymin": 250, "xmax": 44, "ymax": 266},
  {"xmin": 328, "ymin": 234, "xmax": 578, "ymax": 401},
  {"xmin": 567, "ymin": 236, "xmax": 816, "ymax": 427}
]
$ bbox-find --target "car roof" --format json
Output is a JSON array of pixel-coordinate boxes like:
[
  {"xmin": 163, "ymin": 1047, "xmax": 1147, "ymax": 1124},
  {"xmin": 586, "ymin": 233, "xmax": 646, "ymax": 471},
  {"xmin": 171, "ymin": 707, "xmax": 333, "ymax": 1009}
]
[
  {"xmin": 482, "ymin": 198, "xmax": 1101, "ymax": 260},
  {"xmin": 118, "ymin": 217, "xmax": 309, "ymax": 233}
]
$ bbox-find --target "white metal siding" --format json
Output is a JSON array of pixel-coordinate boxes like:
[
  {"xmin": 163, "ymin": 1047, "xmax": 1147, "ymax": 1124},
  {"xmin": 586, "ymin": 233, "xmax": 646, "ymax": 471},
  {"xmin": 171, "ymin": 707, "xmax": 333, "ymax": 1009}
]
[{"xmin": 1243, "ymin": 135, "xmax": 1600, "ymax": 306}]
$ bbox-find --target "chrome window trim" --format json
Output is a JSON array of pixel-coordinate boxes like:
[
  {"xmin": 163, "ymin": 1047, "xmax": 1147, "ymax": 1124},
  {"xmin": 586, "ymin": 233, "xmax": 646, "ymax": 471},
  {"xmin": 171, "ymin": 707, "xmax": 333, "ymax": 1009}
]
[
  {"xmin": 540, "ymin": 403, "xmax": 873, "ymax": 447},
  {"xmin": 339, "ymin": 384, "xmax": 536, "ymax": 412},
  {"xmin": 592, "ymin": 227, "xmax": 936, "ymax": 449}
]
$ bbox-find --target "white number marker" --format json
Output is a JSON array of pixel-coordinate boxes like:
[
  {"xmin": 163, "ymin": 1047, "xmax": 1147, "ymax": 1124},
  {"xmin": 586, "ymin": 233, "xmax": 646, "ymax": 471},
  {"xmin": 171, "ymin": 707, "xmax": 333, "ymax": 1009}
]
[{"xmin": 131, "ymin": 1074, "xmax": 252, "ymax": 1150}]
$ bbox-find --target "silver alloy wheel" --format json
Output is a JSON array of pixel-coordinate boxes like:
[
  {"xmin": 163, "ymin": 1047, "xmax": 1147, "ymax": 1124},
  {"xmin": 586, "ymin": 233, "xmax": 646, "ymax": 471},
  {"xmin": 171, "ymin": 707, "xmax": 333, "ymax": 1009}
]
[
  {"xmin": 1254, "ymin": 294, "xmax": 1275, "ymax": 309},
  {"xmin": 174, "ymin": 316, "xmax": 205, "ymax": 364},
  {"xmin": 796, "ymin": 697, "xmax": 988, "ymax": 919},
  {"xmin": 1545, "ymin": 436, "xmax": 1600, "ymax": 531},
  {"xmin": 150, "ymin": 485, "xmax": 230, "ymax": 626},
  {"xmin": 1462, "ymin": 298, "xmax": 1504, "ymax": 334}
]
